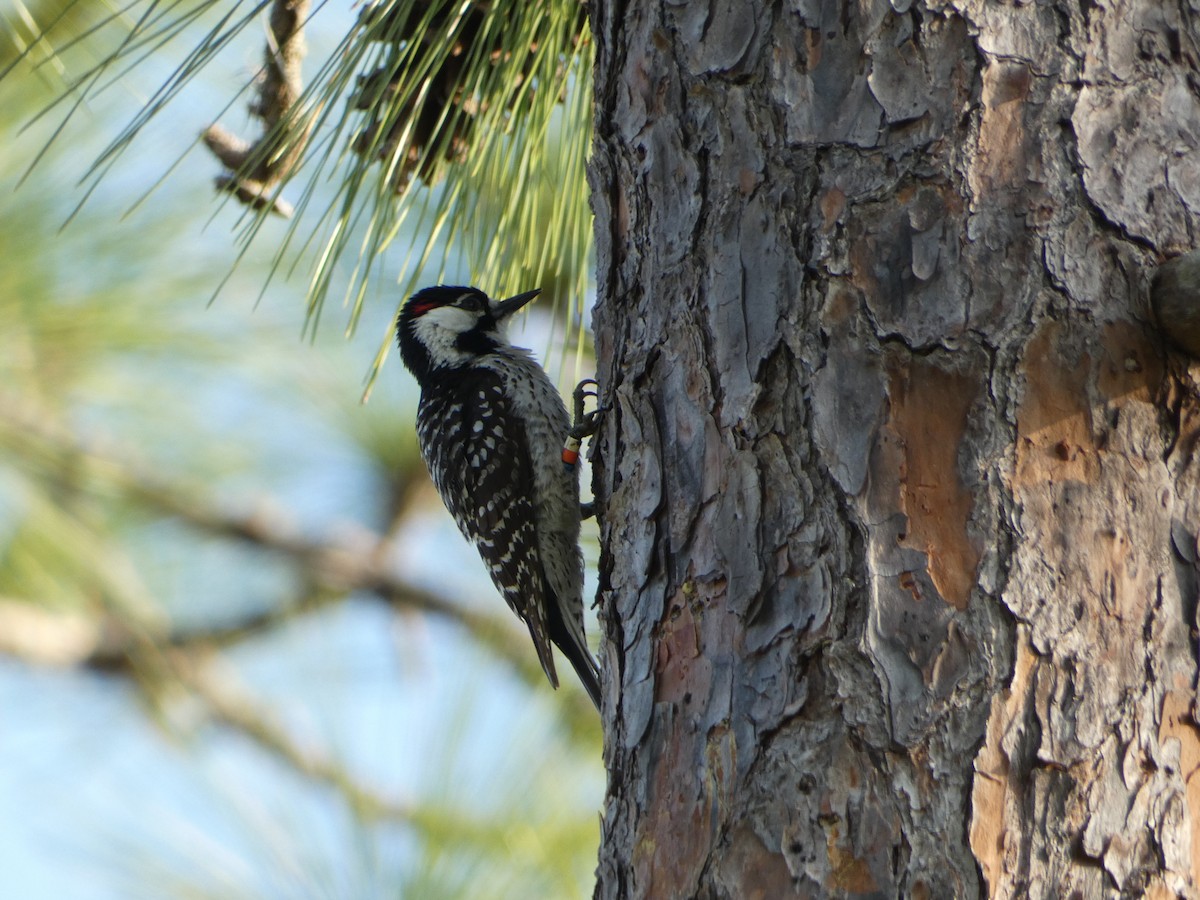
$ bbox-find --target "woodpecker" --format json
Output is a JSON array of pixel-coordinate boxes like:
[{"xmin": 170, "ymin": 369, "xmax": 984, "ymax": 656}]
[{"xmin": 396, "ymin": 285, "xmax": 602, "ymax": 709}]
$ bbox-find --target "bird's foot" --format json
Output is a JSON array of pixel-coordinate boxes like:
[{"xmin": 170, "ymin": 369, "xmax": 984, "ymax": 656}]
[
  {"xmin": 570, "ymin": 378, "xmax": 604, "ymax": 441},
  {"xmin": 562, "ymin": 379, "xmax": 604, "ymax": 473}
]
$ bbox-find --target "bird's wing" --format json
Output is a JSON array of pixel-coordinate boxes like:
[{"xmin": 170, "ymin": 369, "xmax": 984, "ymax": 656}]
[{"xmin": 417, "ymin": 370, "xmax": 559, "ymax": 686}]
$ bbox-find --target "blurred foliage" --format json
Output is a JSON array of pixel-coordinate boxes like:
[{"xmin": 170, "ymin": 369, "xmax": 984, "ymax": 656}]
[
  {"xmin": 0, "ymin": 1, "xmax": 602, "ymax": 896},
  {"xmin": 2, "ymin": 0, "xmax": 595, "ymax": 391}
]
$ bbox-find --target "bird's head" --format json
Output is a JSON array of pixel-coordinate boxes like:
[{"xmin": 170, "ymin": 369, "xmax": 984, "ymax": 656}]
[{"xmin": 396, "ymin": 285, "xmax": 540, "ymax": 378}]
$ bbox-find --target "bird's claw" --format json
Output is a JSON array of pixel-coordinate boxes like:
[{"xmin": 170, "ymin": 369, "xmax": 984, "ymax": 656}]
[{"xmin": 570, "ymin": 378, "xmax": 604, "ymax": 440}]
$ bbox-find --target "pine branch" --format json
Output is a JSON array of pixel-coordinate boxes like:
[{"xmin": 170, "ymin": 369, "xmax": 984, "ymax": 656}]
[
  {"xmin": 202, "ymin": 0, "xmax": 312, "ymax": 217},
  {"xmin": 166, "ymin": 649, "xmax": 415, "ymax": 822},
  {"xmin": 0, "ymin": 390, "xmax": 599, "ymax": 723}
]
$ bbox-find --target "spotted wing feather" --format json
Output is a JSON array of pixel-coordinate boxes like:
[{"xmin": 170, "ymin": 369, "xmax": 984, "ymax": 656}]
[{"xmin": 416, "ymin": 370, "xmax": 559, "ymax": 686}]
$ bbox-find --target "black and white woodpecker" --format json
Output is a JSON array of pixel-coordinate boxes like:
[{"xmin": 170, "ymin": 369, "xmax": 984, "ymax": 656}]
[{"xmin": 396, "ymin": 285, "xmax": 602, "ymax": 709}]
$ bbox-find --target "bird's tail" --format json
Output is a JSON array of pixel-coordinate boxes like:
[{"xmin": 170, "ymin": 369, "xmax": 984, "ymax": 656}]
[{"xmin": 546, "ymin": 604, "xmax": 602, "ymax": 710}]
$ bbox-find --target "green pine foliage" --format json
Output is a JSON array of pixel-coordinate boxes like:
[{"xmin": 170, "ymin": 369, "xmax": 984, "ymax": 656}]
[{"xmin": 4, "ymin": 0, "xmax": 594, "ymax": 376}]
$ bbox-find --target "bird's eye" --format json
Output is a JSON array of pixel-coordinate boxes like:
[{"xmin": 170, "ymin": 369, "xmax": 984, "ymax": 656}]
[{"xmin": 456, "ymin": 293, "xmax": 484, "ymax": 312}]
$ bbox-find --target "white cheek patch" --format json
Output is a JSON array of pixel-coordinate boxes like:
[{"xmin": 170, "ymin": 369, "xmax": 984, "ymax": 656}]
[
  {"xmin": 413, "ymin": 306, "xmax": 477, "ymax": 367},
  {"xmin": 422, "ymin": 304, "xmax": 477, "ymax": 332}
]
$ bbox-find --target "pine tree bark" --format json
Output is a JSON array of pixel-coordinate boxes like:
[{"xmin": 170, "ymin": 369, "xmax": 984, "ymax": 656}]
[{"xmin": 587, "ymin": 0, "xmax": 1200, "ymax": 896}]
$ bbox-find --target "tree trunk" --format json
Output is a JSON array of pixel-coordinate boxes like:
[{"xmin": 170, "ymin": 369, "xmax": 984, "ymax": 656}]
[{"xmin": 587, "ymin": 0, "xmax": 1200, "ymax": 896}]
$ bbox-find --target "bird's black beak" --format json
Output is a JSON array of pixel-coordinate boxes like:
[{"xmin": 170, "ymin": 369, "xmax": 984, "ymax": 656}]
[{"xmin": 491, "ymin": 288, "xmax": 541, "ymax": 321}]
